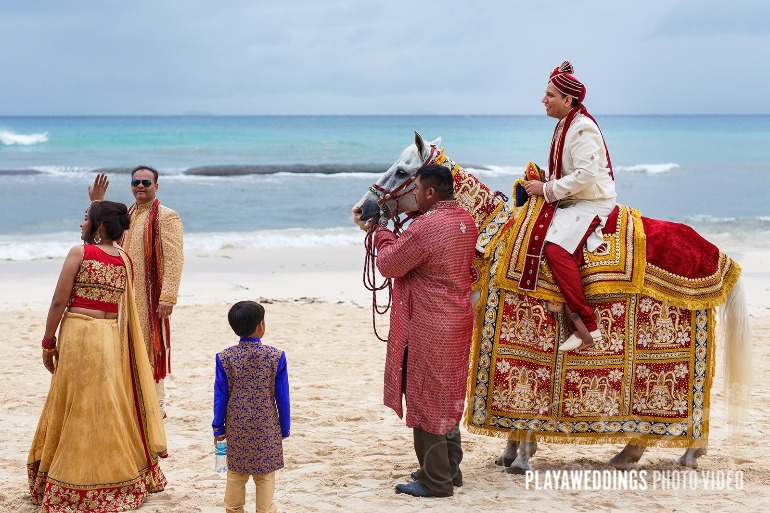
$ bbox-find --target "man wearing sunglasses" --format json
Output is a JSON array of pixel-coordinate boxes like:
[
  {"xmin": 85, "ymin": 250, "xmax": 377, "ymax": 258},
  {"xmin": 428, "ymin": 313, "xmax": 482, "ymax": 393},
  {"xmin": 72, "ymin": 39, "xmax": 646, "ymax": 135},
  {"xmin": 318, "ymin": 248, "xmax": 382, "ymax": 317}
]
[{"xmin": 90, "ymin": 166, "xmax": 184, "ymax": 418}]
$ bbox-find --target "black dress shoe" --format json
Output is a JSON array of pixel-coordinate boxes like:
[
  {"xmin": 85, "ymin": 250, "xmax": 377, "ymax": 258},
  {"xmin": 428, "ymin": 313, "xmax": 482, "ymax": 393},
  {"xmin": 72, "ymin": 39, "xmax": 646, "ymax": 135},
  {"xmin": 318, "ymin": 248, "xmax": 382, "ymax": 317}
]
[
  {"xmin": 395, "ymin": 481, "xmax": 430, "ymax": 497},
  {"xmin": 411, "ymin": 471, "xmax": 462, "ymax": 487}
]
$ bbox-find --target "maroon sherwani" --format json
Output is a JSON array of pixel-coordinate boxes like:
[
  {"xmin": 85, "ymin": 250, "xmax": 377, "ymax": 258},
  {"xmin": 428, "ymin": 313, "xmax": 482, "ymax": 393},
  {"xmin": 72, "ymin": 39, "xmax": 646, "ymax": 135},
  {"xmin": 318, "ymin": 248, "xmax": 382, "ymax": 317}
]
[{"xmin": 374, "ymin": 200, "xmax": 477, "ymax": 435}]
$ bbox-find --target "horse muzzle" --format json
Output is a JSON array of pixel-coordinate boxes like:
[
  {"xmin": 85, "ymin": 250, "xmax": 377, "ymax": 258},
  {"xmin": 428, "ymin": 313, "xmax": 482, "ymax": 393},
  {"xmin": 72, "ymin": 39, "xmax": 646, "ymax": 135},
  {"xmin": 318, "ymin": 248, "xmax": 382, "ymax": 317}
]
[{"xmin": 354, "ymin": 195, "xmax": 381, "ymax": 220}]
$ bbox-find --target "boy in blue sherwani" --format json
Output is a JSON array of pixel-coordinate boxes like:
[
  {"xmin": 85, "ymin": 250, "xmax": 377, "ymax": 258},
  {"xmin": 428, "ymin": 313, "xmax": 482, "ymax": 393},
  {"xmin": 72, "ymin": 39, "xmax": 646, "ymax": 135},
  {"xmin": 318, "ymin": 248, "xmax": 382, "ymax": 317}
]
[{"xmin": 213, "ymin": 301, "xmax": 290, "ymax": 513}]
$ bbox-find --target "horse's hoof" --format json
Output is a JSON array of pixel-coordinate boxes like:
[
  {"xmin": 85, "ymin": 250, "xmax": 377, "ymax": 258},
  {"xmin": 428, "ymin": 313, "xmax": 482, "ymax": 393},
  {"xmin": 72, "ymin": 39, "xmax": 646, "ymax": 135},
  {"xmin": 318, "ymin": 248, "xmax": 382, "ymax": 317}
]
[
  {"xmin": 677, "ymin": 448, "xmax": 706, "ymax": 468},
  {"xmin": 609, "ymin": 444, "xmax": 646, "ymax": 470},
  {"xmin": 609, "ymin": 459, "xmax": 633, "ymax": 471},
  {"xmin": 495, "ymin": 456, "xmax": 514, "ymax": 467},
  {"xmin": 505, "ymin": 465, "xmax": 529, "ymax": 475}
]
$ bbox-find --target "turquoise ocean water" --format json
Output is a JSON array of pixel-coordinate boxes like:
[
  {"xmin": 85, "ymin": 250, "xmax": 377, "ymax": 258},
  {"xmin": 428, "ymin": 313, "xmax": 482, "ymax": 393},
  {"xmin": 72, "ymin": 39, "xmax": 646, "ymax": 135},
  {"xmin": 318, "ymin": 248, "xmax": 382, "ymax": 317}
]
[{"xmin": 1, "ymin": 115, "xmax": 768, "ymax": 260}]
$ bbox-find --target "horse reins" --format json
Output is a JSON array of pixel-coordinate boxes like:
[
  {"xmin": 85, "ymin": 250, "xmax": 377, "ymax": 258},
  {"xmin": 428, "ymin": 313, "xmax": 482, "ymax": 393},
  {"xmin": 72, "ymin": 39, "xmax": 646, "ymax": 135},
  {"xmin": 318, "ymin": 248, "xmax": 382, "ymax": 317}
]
[
  {"xmin": 362, "ymin": 145, "xmax": 437, "ymax": 341},
  {"xmin": 363, "ymin": 229, "xmax": 391, "ymax": 341}
]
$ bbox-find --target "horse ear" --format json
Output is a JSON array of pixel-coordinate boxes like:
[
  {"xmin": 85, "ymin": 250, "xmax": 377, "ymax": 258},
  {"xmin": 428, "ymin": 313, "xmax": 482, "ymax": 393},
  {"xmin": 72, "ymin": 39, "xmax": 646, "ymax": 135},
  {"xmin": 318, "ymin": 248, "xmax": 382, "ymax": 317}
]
[{"xmin": 414, "ymin": 131, "xmax": 425, "ymax": 157}]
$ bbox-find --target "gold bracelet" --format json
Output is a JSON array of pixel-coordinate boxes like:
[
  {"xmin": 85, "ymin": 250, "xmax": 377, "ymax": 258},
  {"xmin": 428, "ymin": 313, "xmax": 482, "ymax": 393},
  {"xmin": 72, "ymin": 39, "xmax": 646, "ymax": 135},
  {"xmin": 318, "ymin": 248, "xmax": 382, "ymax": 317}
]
[
  {"xmin": 92, "ymin": 199, "xmax": 103, "ymax": 203},
  {"xmin": 42, "ymin": 348, "xmax": 57, "ymax": 353}
]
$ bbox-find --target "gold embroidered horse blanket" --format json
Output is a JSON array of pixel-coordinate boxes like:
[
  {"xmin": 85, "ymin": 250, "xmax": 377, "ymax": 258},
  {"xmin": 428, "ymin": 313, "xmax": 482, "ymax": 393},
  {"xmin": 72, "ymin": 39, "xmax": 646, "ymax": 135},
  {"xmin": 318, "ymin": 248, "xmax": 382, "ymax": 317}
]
[{"xmin": 465, "ymin": 189, "xmax": 741, "ymax": 447}]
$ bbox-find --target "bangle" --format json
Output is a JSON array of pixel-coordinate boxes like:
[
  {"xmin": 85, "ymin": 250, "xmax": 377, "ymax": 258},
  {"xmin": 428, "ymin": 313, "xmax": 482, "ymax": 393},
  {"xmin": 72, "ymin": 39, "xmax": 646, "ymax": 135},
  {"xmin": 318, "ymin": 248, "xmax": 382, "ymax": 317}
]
[
  {"xmin": 91, "ymin": 199, "xmax": 103, "ymax": 203},
  {"xmin": 42, "ymin": 348, "xmax": 57, "ymax": 353},
  {"xmin": 42, "ymin": 336, "xmax": 57, "ymax": 349}
]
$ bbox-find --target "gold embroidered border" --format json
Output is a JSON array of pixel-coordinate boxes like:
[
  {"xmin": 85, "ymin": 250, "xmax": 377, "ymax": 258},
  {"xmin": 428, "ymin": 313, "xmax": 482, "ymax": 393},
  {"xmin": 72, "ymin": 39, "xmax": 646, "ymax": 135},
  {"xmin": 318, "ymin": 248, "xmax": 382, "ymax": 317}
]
[{"xmin": 642, "ymin": 256, "xmax": 742, "ymax": 310}]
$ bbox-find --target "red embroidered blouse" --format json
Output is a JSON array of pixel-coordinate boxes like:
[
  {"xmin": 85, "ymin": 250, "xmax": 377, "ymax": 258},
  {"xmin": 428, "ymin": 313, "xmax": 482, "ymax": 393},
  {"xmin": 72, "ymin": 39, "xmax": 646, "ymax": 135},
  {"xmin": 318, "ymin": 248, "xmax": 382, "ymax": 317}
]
[{"xmin": 69, "ymin": 245, "xmax": 127, "ymax": 313}]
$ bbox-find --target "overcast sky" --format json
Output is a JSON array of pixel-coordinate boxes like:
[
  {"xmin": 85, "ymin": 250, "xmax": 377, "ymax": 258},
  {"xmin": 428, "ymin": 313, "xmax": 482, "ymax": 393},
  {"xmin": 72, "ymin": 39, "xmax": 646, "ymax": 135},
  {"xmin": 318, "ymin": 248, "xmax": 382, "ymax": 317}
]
[{"xmin": 0, "ymin": 0, "xmax": 765, "ymax": 116}]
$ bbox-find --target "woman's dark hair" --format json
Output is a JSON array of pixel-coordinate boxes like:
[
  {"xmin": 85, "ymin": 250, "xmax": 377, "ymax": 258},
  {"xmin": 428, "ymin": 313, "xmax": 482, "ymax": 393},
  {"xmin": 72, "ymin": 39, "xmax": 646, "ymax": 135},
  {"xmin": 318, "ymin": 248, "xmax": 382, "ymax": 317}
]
[
  {"xmin": 87, "ymin": 200, "xmax": 131, "ymax": 243},
  {"xmin": 228, "ymin": 301, "xmax": 266, "ymax": 338}
]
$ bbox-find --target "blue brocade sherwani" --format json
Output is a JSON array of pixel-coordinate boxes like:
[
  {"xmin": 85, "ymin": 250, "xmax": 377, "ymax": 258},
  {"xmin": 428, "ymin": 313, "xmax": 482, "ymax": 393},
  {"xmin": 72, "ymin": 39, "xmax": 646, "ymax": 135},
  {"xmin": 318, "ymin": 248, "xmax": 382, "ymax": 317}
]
[{"xmin": 217, "ymin": 341, "xmax": 287, "ymax": 475}]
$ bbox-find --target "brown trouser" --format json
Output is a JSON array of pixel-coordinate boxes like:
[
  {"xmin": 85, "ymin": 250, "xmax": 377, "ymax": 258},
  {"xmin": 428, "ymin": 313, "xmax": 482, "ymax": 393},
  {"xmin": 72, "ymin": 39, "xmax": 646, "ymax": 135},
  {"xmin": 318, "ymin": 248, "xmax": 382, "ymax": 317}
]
[
  {"xmin": 412, "ymin": 423, "xmax": 462, "ymax": 497},
  {"xmin": 224, "ymin": 470, "xmax": 277, "ymax": 513}
]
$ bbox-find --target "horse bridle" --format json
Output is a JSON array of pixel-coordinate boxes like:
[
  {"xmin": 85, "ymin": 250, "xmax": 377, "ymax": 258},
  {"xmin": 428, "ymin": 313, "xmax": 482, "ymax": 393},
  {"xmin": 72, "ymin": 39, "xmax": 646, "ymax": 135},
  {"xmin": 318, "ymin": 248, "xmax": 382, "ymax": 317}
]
[{"xmin": 367, "ymin": 145, "xmax": 437, "ymax": 225}]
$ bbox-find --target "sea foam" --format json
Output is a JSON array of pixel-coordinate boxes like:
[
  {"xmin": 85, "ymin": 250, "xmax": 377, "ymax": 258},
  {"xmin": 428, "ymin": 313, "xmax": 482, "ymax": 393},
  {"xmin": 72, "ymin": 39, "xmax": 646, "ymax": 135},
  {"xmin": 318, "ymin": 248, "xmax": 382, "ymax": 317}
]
[
  {"xmin": 0, "ymin": 227, "xmax": 363, "ymax": 261},
  {"xmin": 0, "ymin": 130, "xmax": 48, "ymax": 145},
  {"xmin": 0, "ymin": 233, "xmax": 76, "ymax": 261},
  {"xmin": 185, "ymin": 228, "xmax": 362, "ymax": 251},
  {"xmin": 615, "ymin": 163, "xmax": 680, "ymax": 174},
  {"xmin": 467, "ymin": 165, "xmax": 523, "ymax": 177}
]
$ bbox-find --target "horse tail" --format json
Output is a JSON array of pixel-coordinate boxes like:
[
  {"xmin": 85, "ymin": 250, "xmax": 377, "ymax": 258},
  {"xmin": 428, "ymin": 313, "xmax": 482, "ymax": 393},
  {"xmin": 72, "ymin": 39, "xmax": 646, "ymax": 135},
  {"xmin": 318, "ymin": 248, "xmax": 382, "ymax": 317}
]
[{"xmin": 721, "ymin": 276, "xmax": 752, "ymax": 439}]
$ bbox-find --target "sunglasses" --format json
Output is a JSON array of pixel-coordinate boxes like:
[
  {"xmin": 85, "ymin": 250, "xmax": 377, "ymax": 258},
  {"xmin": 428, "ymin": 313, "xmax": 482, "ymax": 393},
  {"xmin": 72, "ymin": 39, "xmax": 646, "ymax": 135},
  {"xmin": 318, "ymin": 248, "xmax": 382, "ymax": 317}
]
[{"xmin": 131, "ymin": 179, "xmax": 154, "ymax": 187}]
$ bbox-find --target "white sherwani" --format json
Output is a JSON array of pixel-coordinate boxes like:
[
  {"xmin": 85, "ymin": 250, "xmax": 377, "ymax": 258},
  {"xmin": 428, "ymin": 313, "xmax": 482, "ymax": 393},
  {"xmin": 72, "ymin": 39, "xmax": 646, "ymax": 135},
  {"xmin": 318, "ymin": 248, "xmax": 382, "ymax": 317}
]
[{"xmin": 543, "ymin": 112, "xmax": 617, "ymax": 253}]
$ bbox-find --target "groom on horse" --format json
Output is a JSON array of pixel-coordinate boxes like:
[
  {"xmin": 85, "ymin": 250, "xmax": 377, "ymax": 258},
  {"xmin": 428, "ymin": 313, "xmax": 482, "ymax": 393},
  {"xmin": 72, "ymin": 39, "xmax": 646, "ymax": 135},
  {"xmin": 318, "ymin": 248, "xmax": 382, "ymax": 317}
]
[{"xmin": 523, "ymin": 60, "xmax": 617, "ymax": 352}]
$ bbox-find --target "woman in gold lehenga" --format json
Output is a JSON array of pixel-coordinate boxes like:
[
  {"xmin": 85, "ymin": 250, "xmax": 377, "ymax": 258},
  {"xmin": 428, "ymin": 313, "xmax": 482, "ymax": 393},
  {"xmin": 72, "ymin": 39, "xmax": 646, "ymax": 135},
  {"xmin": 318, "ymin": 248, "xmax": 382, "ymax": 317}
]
[{"xmin": 27, "ymin": 200, "xmax": 168, "ymax": 512}]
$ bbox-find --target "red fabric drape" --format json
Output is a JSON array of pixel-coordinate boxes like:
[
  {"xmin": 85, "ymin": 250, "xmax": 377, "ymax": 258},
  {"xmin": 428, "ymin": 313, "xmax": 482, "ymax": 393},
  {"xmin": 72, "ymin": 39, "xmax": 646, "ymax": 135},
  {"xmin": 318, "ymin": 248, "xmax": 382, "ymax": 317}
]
[{"xmin": 141, "ymin": 199, "xmax": 171, "ymax": 381}]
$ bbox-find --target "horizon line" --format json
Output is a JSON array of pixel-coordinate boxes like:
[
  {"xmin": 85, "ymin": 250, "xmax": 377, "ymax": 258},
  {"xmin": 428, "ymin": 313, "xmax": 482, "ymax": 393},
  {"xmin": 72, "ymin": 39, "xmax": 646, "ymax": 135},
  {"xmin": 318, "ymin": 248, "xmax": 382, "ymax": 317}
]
[{"xmin": 1, "ymin": 113, "xmax": 769, "ymax": 118}]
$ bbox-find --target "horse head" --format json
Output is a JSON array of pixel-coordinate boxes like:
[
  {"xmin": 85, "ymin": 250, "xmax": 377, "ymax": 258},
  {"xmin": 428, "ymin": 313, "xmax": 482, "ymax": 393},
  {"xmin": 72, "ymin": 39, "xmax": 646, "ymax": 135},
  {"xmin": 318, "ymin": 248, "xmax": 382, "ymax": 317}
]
[{"xmin": 353, "ymin": 131, "xmax": 441, "ymax": 227}]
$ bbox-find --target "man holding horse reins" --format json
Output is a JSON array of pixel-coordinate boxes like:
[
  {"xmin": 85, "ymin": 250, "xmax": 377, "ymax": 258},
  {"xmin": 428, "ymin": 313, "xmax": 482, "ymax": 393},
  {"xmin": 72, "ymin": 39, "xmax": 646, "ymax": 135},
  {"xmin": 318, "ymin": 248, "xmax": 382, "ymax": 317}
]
[
  {"xmin": 523, "ymin": 61, "xmax": 617, "ymax": 351},
  {"xmin": 361, "ymin": 164, "xmax": 477, "ymax": 498}
]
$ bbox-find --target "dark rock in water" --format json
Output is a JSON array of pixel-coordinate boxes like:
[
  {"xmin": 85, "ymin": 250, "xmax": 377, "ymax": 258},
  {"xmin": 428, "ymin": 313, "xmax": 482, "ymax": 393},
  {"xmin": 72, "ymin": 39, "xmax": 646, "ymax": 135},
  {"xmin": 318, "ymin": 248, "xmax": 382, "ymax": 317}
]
[
  {"xmin": 462, "ymin": 164, "xmax": 491, "ymax": 171},
  {"xmin": 184, "ymin": 164, "xmax": 386, "ymax": 176},
  {"xmin": 92, "ymin": 167, "xmax": 134, "ymax": 174},
  {"xmin": 0, "ymin": 169, "xmax": 41, "ymax": 175}
]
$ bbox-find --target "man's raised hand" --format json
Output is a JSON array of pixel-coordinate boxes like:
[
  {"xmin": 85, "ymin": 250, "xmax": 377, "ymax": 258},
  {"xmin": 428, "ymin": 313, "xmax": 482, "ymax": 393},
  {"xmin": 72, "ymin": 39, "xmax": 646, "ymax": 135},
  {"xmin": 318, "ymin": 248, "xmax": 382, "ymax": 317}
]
[{"xmin": 88, "ymin": 173, "xmax": 109, "ymax": 202}]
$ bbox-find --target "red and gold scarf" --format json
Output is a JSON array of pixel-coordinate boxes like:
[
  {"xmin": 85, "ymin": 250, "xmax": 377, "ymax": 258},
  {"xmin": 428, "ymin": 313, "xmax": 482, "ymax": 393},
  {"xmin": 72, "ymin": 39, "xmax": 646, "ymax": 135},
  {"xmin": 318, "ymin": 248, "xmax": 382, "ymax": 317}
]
[{"xmin": 547, "ymin": 105, "xmax": 614, "ymax": 181}]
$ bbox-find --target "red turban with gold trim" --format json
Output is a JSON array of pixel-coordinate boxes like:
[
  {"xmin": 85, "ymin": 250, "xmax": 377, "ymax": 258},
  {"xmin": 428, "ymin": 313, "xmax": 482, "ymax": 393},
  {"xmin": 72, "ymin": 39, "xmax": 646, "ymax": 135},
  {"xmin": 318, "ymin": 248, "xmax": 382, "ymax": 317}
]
[{"xmin": 549, "ymin": 61, "xmax": 586, "ymax": 103}]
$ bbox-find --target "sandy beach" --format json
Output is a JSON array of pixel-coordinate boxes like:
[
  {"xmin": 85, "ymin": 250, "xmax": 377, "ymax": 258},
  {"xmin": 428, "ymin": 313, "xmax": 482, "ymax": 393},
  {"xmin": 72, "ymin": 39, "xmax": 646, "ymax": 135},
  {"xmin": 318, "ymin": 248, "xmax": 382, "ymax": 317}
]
[{"xmin": 2, "ymin": 244, "xmax": 770, "ymax": 513}]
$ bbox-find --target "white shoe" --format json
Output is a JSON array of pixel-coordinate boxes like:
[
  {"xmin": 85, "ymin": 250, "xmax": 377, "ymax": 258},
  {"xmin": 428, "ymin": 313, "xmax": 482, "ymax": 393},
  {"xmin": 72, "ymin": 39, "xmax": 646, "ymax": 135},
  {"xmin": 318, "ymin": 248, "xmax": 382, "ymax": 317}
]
[{"xmin": 558, "ymin": 329, "xmax": 602, "ymax": 352}]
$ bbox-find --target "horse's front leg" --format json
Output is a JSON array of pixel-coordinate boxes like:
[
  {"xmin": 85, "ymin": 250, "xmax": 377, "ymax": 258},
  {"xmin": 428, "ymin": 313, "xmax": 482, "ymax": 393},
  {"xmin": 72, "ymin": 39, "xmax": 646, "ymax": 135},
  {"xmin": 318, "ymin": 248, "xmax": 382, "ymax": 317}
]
[
  {"xmin": 677, "ymin": 447, "xmax": 707, "ymax": 469},
  {"xmin": 505, "ymin": 441, "xmax": 538, "ymax": 474},
  {"xmin": 495, "ymin": 439, "xmax": 519, "ymax": 467},
  {"xmin": 609, "ymin": 443, "xmax": 647, "ymax": 470}
]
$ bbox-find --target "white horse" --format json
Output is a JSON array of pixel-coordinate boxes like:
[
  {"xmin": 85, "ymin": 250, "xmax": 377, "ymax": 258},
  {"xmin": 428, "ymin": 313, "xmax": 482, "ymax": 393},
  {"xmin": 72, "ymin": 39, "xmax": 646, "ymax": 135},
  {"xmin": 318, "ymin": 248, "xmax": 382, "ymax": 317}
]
[{"xmin": 353, "ymin": 132, "xmax": 752, "ymax": 472}]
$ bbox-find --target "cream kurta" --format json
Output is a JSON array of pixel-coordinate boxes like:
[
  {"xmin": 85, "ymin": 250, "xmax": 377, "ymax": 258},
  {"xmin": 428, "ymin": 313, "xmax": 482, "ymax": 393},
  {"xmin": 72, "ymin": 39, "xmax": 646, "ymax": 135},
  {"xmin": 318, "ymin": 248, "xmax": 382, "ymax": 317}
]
[
  {"xmin": 123, "ymin": 201, "xmax": 184, "ymax": 363},
  {"xmin": 544, "ymin": 112, "xmax": 617, "ymax": 253}
]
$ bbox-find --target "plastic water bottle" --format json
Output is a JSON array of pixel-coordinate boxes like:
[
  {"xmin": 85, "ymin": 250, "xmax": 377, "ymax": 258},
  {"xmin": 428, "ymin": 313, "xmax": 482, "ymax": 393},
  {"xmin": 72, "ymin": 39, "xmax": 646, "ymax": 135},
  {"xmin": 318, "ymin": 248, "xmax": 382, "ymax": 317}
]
[{"xmin": 215, "ymin": 439, "xmax": 227, "ymax": 474}]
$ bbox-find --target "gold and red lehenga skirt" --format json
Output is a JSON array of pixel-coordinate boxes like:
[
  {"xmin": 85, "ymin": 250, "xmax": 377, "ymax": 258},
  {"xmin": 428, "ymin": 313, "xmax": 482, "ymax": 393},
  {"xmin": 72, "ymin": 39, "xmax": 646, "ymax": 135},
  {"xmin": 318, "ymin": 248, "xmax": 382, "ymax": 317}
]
[{"xmin": 27, "ymin": 305, "xmax": 168, "ymax": 512}]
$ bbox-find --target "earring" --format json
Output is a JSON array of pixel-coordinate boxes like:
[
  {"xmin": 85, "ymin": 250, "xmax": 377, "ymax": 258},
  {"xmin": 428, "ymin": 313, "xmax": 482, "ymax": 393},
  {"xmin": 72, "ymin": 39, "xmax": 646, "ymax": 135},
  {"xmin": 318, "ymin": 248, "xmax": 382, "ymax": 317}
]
[{"xmin": 94, "ymin": 232, "xmax": 102, "ymax": 244}]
